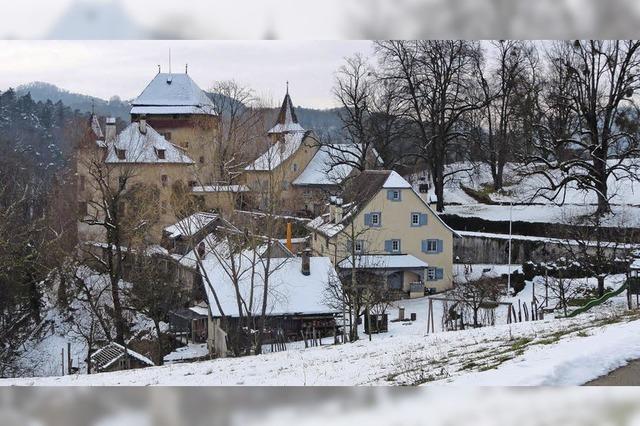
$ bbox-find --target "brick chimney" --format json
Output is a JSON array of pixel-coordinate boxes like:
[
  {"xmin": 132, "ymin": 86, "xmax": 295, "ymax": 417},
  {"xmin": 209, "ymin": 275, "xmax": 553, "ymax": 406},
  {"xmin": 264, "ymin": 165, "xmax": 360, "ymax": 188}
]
[
  {"xmin": 105, "ymin": 117, "xmax": 116, "ymax": 142},
  {"xmin": 301, "ymin": 248, "xmax": 311, "ymax": 276}
]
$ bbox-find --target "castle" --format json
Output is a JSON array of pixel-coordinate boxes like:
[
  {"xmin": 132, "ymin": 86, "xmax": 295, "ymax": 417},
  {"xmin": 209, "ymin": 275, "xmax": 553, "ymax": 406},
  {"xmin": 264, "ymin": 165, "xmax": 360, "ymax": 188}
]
[{"xmin": 75, "ymin": 68, "xmax": 378, "ymax": 245}]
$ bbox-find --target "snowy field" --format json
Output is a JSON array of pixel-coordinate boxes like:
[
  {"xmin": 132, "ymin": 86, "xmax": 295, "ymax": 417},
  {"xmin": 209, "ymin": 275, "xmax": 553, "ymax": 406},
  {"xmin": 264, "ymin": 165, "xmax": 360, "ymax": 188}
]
[
  {"xmin": 3, "ymin": 271, "xmax": 637, "ymax": 386},
  {"xmin": 412, "ymin": 161, "xmax": 640, "ymax": 226}
]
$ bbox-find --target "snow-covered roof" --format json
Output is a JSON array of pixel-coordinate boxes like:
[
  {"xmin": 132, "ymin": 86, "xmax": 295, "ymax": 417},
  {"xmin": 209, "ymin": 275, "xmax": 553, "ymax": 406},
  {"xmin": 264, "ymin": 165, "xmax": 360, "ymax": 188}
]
[
  {"xmin": 268, "ymin": 91, "xmax": 305, "ymax": 134},
  {"xmin": 383, "ymin": 171, "xmax": 413, "ymax": 189},
  {"xmin": 90, "ymin": 342, "xmax": 154, "ymax": 371},
  {"xmin": 245, "ymin": 131, "xmax": 308, "ymax": 171},
  {"xmin": 131, "ymin": 73, "xmax": 216, "ymax": 116},
  {"xmin": 631, "ymin": 259, "xmax": 640, "ymax": 270},
  {"xmin": 198, "ymin": 242, "xmax": 338, "ymax": 317},
  {"xmin": 163, "ymin": 212, "xmax": 218, "ymax": 239},
  {"xmin": 192, "ymin": 184, "xmax": 249, "ymax": 193},
  {"xmin": 105, "ymin": 122, "xmax": 194, "ymax": 164},
  {"xmin": 293, "ymin": 144, "xmax": 382, "ymax": 186},
  {"xmin": 338, "ymin": 254, "xmax": 428, "ymax": 270}
]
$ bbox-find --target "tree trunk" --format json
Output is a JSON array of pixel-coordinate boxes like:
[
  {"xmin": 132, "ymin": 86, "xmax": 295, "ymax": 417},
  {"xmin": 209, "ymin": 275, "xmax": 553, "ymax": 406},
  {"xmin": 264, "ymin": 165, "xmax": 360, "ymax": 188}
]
[
  {"xmin": 597, "ymin": 276, "xmax": 606, "ymax": 298},
  {"xmin": 154, "ymin": 320, "xmax": 164, "ymax": 366}
]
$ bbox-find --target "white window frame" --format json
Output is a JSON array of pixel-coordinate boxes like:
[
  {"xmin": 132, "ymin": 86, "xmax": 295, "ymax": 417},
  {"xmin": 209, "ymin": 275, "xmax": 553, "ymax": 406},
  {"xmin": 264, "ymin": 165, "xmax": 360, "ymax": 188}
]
[
  {"xmin": 391, "ymin": 240, "xmax": 400, "ymax": 252},
  {"xmin": 392, "ymin": 190, "xmax": 400, "ymax": 200},
  {"xmin": 426, "ymin": 267, "xmax": 436, "ymax": 281},
  {"xmin": 371, "ymin": 213, "xmax": 380, "ymax": 226},
  {"xmin": 354, "ymin": 240, "xmax": 363, "ymax": 253},
  {"xmin": 426, "ymin": 239, "xmax": 438, "ymax": 253},
  {"xmin": 411, "ymin": 213, "xmax": 420, "ymax": 226}
]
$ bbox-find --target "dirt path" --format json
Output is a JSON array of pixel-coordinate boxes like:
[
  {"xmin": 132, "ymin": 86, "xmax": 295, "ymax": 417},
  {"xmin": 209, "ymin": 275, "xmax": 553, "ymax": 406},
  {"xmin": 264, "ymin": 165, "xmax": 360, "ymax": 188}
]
[{"xmin": 585, "ymin": 359, "xmax": 640, "ymax": 385}]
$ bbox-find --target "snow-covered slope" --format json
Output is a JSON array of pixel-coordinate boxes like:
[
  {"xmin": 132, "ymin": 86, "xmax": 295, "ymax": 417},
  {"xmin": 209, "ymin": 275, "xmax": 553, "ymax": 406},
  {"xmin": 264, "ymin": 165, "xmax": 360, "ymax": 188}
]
[{"xmin": 4, "ymin": 273, "xmax": 635, "ymax": 386}]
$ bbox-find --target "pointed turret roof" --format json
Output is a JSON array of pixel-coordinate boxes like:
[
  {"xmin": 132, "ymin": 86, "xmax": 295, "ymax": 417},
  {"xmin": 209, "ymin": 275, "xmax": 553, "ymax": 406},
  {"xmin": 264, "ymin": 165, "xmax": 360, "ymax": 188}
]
[
  {"xmin": 268, "ymin": 88, "xmax": 305, "ymax": 135},
  {"xmin": 89, "ymin": 113, "xmax": 104, "ymax": 139}
]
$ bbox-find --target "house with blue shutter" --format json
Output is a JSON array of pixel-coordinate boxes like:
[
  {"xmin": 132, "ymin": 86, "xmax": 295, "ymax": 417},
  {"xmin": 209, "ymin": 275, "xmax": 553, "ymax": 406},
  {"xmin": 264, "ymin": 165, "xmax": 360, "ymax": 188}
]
[{"xmin": 307, "ymin": 170, "xmax": 460, "ymax": 296}]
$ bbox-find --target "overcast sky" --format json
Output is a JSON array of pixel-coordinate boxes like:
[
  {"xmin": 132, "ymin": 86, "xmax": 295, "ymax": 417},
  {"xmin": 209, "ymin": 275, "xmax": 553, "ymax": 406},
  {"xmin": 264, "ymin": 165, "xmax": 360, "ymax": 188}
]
[{"xmin": 0, "ymin": 40, "xmax": 373, "ymax": 109}]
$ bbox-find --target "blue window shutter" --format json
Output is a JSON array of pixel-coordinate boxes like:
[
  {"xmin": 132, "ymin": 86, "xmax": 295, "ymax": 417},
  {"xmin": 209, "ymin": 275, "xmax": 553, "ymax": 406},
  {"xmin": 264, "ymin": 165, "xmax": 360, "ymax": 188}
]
[
  {"xmin": 376, "ymin": 212, "xmax": 382, "ymax": 227},
  {"xmin": 420, "ymin": 213, "xmax": 428, "ymax": 226},
  {"xmin": 384, "ymin": 240, "xmax": 392, "ymax": 253},
  {"xmin": 398, "ymin": 190, "xmax": 402, "ymax": 201},
  {"xmin": 397, "ymin": 239, "xmax": 401, "ymax": 252},
  {"xmin": 364, "ymin": 213, "xmax": 370, "ymax": 226},
  {"xmin": 387, "ymin": 190, "xmax": 393, "ymax": 200},
  {"xmin": 421, "ymin": 240, "xmax": 427, "ymax": 253},
  {"xmin": 437, "ymin": 239, "xmax": 444, "ymax": 253},
  {"xmin": 436, "ymin": 268, "xmax": 444, "ymax": 280}
]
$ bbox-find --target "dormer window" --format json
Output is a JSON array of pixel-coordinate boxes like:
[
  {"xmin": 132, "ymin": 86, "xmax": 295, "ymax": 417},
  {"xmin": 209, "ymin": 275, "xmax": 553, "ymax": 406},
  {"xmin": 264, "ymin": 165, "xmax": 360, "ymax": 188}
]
[
  {"xmin": 156, "ymin": 148, "xmax": 166, "ymax": 160},
  {"xmin": 116, "ymin": 149, "xmax": 126, "ymax": 160}
]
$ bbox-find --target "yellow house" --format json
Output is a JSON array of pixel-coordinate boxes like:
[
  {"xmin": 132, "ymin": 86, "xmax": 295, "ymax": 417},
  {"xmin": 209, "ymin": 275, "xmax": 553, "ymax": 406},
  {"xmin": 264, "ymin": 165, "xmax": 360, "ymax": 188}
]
[{"xmin": 307, "ymin": 170, "xmax": 460, "ymax": 295}]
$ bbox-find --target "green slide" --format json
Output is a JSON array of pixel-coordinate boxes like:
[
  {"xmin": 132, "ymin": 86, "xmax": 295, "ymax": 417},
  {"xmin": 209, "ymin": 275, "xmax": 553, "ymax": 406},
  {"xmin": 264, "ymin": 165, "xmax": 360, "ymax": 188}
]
[{"xmin": 566, "ymin": 282, "xmax": 628, "ymax": 318}]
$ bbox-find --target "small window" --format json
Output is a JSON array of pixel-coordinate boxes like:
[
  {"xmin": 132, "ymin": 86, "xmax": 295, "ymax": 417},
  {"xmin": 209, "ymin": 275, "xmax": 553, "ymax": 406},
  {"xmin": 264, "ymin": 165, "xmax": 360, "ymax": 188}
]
[
  {"xmin": 161, "ymin": 174, "xmax": 168, "ymax": 187},
  {"xmin": 371, "ymin": 213, "xmax": 380, "ymax": 226},
  {"xmin": 392, "ymin": 190, "xmax": 400, "ymax": 200},
  {"xmin": 292, "ymin": 163, "xmax": 298, "ymax": 172},
  {"xmin": 354, "ymin": 240, "xmax": 363, "ymax": 253},
  {"xmin": 199, "ymin": 156, "xmax": 205, "ymax": 164},
  {"xmin": 426, "ymin": 240, "xmax": 438, "ymax": 253},
  {"xmin": 391, "ymin": 240, "xmax": 400, "ymax": 252},
  {"xmin": 156, "ymin": 149, "xmax": 166, "ymax": 160},
  {"xmin": 411, "ymin": 213, "xmax": 420, "ymax": 226},
  {"xmin": 184, "ymin": 141, "xmax": 189, "ymax": 148},
  {"xmin": 427, "ymin": 267, "xmax": 436, "ymax": 281},
  {"xmin": 116, "ymin": 149, "xmax": 126, "ymax": 160}
]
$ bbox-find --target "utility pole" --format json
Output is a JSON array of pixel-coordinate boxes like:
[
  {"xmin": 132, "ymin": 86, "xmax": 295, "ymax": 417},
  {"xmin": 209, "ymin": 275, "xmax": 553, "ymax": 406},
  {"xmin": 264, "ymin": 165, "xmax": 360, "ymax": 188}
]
[{"xmin": 507, "ymin": 200, "xmax": 513, "ymax": 296}]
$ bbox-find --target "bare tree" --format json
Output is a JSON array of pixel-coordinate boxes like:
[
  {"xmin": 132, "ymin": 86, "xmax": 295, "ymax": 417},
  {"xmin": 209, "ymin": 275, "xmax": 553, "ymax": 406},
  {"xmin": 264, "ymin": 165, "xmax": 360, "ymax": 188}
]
[
  {"xmin": 128, "ymin": 253, "xmax": 189, "ymax": 365},
  {"xmin": 80, "ymin": 155, "xmax": 160, "ymax": 344},
  {"xmin": 525, "ymin": 40, "xmax": 640, "ymax": 215},
  {"xmin": 558, "ymin": 211, "xmax": 634, "ymax": 297},
  {"xmin": 473, "ymin": 41, "xmax": 539, "ymax": 190},
  {"xmin": 450, "ymin": 274, "xmax": 503, "ymax": 328},
  {"xmin": 207, "ymin": 80, "xmax": 271, "ymax": 184}
]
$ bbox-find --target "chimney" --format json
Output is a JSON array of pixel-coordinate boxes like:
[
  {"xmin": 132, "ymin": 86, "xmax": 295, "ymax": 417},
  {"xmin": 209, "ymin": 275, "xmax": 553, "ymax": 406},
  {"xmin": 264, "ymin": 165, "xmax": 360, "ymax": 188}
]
[
  {"xmin": 329, "ymin": 196, "xmax": 336, "ymax": 223},
  {"xmin": 105, "ymin": 117, "xmax": 116, "ymax": 142},
  {"xmin": 139, "ymin": 119, "xmax": 147, "ymax": 134},
  {"xmin": 301, "ymin": 248, "xmax": 311, "ymax": 276},
  {"xmin": 334, "ymin": 197, "xmax": 343, "ymax": 223},
  {"xmin": 286, "ymin": 222, "xmax": 293, "ymax": 252}
]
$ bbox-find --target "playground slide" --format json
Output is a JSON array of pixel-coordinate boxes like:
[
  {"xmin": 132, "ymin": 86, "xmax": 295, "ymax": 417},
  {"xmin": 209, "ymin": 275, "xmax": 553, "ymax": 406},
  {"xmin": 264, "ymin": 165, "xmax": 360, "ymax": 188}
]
[{"xmin": 566, "ymin": 282, "xmax": 628, "ymax": 318}]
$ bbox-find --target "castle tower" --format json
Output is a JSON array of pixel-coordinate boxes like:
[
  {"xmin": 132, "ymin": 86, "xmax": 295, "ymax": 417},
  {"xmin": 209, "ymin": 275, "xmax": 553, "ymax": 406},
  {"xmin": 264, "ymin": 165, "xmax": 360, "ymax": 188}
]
[
  {"xmin": 268, "ymin": 84, "xmax": 305, "ymax": 142},
  {"xmin": 130, "ymin": 70, "xmax": 219, "ymax": 182}
]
